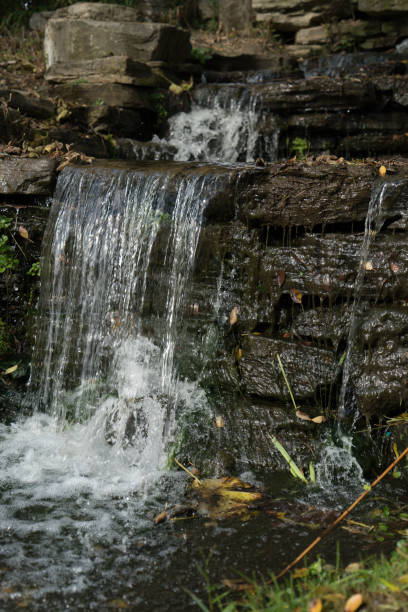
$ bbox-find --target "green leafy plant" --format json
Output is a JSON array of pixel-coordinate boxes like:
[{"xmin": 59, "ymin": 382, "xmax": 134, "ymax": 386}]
[
  {"xmin": 191, "ymin": 47, "xmax": 213, "ymax": 65},
  {"xmin": 0, "ymin": 216, "xmax": 18, "ymax": 274},
  {"xmin": 27, "ymin": 261, "xmax": 40, "ymax": 277},
  {"xmin": 290, "ymin": 137, "xmax": 309, "ymax": 159},
  {"xmin": 151, "ymin": 92, "xmax": 168, "ymax": 126}
]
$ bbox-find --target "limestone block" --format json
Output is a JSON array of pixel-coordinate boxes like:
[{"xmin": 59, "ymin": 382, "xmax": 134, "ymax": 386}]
[
  {"xmin": 45, "ymin": 56, "xmax": 166, "ymax": 88},
  {"xmin": 0, "ymin": 158, "xmax": 57, "ymax": 195},
  {"xmin": 295, "ymin": 24, "xmax": 329, "ymax": 45},
  {"xmin": 358, "ymin": 0, "xmax": 408, "ymax": 16},
  {"xmin": 218, "ymin": 0, "xmax": 252, "ymax": 32},
  {"xmin": 255, "ymin": 11, "xmax": 323, "ymax": 32},
  {"xmin": 44, "ymin": 3, "xmax": 191, "ymax": 69}
]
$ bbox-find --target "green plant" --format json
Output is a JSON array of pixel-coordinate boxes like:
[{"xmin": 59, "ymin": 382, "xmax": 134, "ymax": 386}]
[
  {"xmin": 151, "ymin": 92, "xmax": 168, "ymax": 126},
  {"xmin": 72, "ymin": 77, "xmax": 88, "ymax": 86},
  {"xmin": 191, "ymin": 47, "xmax": 213, "ymax": 65},
  {"xmin": 0, "ymin": 216, "xmax": 18, "ymax": 274},
  {"xmin": 290, "ymin": 137, "xmax": 309, "ymax": 159},
  {"xmin": 93, "ymin": 98, "xmax": 105, "ymax": 107},
  {"xmin": 27, "ymin": 261, "xmax": 40, "ymax": 277}
]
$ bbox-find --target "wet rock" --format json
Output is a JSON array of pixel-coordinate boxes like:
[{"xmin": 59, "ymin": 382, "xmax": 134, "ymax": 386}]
[
  {"xmin": 293, "ymin": 306, "xmax": 352, "ymax": 347},
  {"xmin": 242, "ymin": 162, "xmax": 376, "ymax": 227},
  {"xmin": 354, "ymin": 344, "xmax": 408, "ymax": 415},
  {"xmin": 239, "ymin": 335, "xmax": 336, "ymax": 401},
  {"xmin": 52, "ymin": 82, "xmax": 153, "ymax": 110},
  {"xmin": 0, "ymin": 158, "xmax": 57, "ymax": 195},
  {"xmin": 360, "ymin": 307, "xmax": 408, "ymax": 346},
  {"xmin": 44, "ymin": 3, "xmax": 191, "ymax": 69}
]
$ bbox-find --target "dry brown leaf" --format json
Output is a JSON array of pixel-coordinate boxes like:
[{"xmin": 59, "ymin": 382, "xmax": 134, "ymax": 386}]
[
  {"xmin": 169, "ymin": 83, "xmax": 183, "ymax": 95},
  {"xmin": 296, "ymin": 410, "xmax": 312, "ymax": 422},
  {"xmin": 18, "ymin": 226, "xmax": 29, "ymax": 240},
  {"xmin": 379, "ymin": 165, "xmax": 387, "ymax": 176},
  {"xmin": 345, "ymin": 562, "xmax": 362, "ymax": 573},
  {"xmin": 153, "ymin": 510, "xmax": 167, "ymax": 525},
  {"xmin": 56, "ymin": 160, "xmax": 70, "ymax": 172},
  {"xmin": 215, "ymin": 415, "xmax": 224, "ymax": 428},
  {"xmin": 308, "ymin": 598, "xmax": 322, "ymax": 612},
  {"xmin": 277, "ymin": 269, "xmax": 286, "ymax": 287},
  {"xmin": 363, "ymin": 261, "xmax": 373, "ymax": 271},
  {"xmin": 344, "ymin": 593, "xmax": 363, "ymax": 612},
  {"xmin": 230, "ymin": 306, "xmax": 239, "ymax": 326},
  {"xmin": 390, "ymin": 260, "xmax": 400, "ymax": 274}
]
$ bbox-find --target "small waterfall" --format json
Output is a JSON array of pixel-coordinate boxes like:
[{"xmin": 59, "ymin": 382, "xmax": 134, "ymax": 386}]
[
  {"xmin": 164, "ymin": 85, "xmax": 278, "ymax": 163},
  {"xmin": 31, "ymin": 163, "xmax": 236, "ymax": 468}
]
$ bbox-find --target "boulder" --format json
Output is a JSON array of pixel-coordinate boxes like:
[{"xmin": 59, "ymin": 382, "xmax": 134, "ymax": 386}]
[
  {"xmin": 218, "ymin": 0, "xmax": 252, "ymax": 33},
  {"xmin": 29, "ymin": 11, "xmax": 54, "ymax": 31},
  {"xmin": 295, "ymin": 25, "xmax": 329, "ymax": 45},
  {"xmin": 45, "ymin": 56, "xmax": 168, "ymax": 88},
  {"xmin": 358, "ymin": 0, "xmax": 408, "ymax": 16},
  {"xmin": 0, "ymin": 158, "xmax": 57, "ymax": 195},
  {"xmin": 44, "ymin": 3, "xmax": 191, "ymax": 69}
]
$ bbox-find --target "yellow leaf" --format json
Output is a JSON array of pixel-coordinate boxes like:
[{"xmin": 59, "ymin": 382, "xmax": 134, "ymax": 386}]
[
  {"xmin": 215, "ymin": 415, "xmax": 224, "ymax": 428},
  {"xmin": 398, "ymin": 574, "xmax": 408, "ymax": 583},
  {"xmin": 18, "ymin": 226, "xmax": 29, "ymax": 240},
  {"xmin": 2, "ymin": 364, "xmax": 18, "ymax": 375},
  {"xmin": 296, "ymin": 410, "xmax": 312, "ymax": 421},
  {"xmin": 311, "ymin": 415, "xmax": 326, "ymax": 424},
  {"xmin": 363, "ymin": 261, "xmax": 373, "ymax": 271},
  {"xmin": 153, "ymin": 510, "xmax": 167, "ymax": 525},
  {"xmin": 108, "ymin": 600, "xmax": 131, "ymax": 609},
  {"xmin": 393, "ymin": 442, "xmax": 400, "ymax": 458},
  {"xmin": 230, "ymin": 306, "xmax": 239, "ymax": 325},
  {"xmin": 181, "ymin": 76, "xmax": 194, "ymax": 91},
  {"xmin": 290, "ymin": 288, "xmax": 303, "ymax": 304},
  {"xmin": 344, "ymin": 593, "xmax": 363, "ymax": 611},
  {"xmin": 308, "ymin": 598, "xmax": 322, "ymax": 612},
  {"xmin": 169, "ymin": 83, "xmax": 183, "ymax": 95},
  {"xmin": 379, "ymin": 578, "xmax": 400, "ymax": 592},
  {"xmin": 56, "ymin": 108, "xmax": 70, "ymax": 122},
  {"xmin": 218, "ymin": 489, "xmax": 262, "ymax": 503},
  {"xmin": 379, "ymin": 165, "xmax": 387, "ymax": 176},
  {"xmin": 235, "ymin": 347, "xmax": 242, "ymax": 361}
]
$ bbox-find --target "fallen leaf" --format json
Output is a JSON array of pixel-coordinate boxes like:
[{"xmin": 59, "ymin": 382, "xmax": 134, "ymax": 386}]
[
  {"xmin": 290, "ymin": 288, "xmax": 303, "ymax": 304},
  {"xmin": 308, "ymin": 598, "xmax": 322, "ymax": 612},
  {"xmin": 153, "ymin": 510, "xmax": 167, "ymax": 525},
  {"xmin": 215, "ymin": 415, "xmax": 224, "ymax": 428},
  {"xmin": 379, "ymin": 165, "xmax": 387, "ymax": 176},
  {"xmin": 18, "ymin": 226, "xmax": 29, "ymax": 240},
  {"xmin": 344, "ymin": 593, "xmax": 363, "ymax": 611},
  {"xmin": 230, "ymin": 306, "xmax": 239, "ymax": 325},
  {"xmin": 390, "ymin": 260, "xmax": 400, "ymax": 274},
  {"xmin": 363, "ymin": 261, "xmax": 374, "ymax": 271},
  {"xmin": 108, "ymin": 599, "xmax": 131, "ymax": 609},
  {"xmin": 56, "ymin": 160, "xmax": 70, "ymax": 172},
  {"xmin": 235, "ymin": 347, "xmax": 242, "ymax": 361},
  {"xmin": 169, "ymin": 83, "xmax": 183, "ymax": 95},
  {"xmin": 311, "ymin": 415, "xmax": 326, "ymax": 424},
  {"xmin": 222, "ymin": 578, "xmax": 252, "ymax": 591},
  {"xmin": 2, "ymin": 364, "xmax": 18, "ymax": 375},
  {"xmin": 380, "ymin": 578, "xmax": 400, "ymax": 592},
  {"xmin": 277, "ymin": 269, "xmax": 286, "ymax": 287},
  {"xmin": 345, "ymin": 562, "xmax": 362, "ymax": 573},
  {"xmin": 296, "ymin": 410, "xmax": 312, "ymax": 421},
  {"xmin": 218, "ymin": 489, "xmax": 262, "ymax": 503}
]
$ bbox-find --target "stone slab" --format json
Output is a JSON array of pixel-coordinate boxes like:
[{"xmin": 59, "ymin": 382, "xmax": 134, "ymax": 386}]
[{"xmin": 0, "ymin": 158, "xmax": 57, "ymax": 195}]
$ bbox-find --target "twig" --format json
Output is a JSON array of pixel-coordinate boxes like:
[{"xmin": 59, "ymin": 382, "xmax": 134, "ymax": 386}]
[
  {"xmin": 174, "ymin": 457, "xmax": 201, "ymax": 484},
  {"xmin": 274, "ymin": 445, "xmax": 408, "ymax": 580}
]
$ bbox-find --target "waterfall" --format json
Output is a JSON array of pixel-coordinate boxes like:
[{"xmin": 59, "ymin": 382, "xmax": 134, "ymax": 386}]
[
  {"xmin": 163, "ymin": 85, "xmax": 278, "ymax": 163},
  {"xmin": 30, "ymin": 162, "xmax": 235, "ymax": 467}
]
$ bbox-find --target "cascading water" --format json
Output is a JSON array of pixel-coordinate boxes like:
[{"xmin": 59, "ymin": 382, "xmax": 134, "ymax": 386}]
[
  {"xmin": 314, "ymin": 178, "xmax": 407, "ymax": 492},
  {"xmin": 163, "ymin": 85, "xmax": 278, "ymax": 163}
]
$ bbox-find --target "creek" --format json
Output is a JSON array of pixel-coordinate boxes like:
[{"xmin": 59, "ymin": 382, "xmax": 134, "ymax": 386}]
[{"xmin": 1, "ymin": 65, "xmax": 408, "ymax": 609}]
